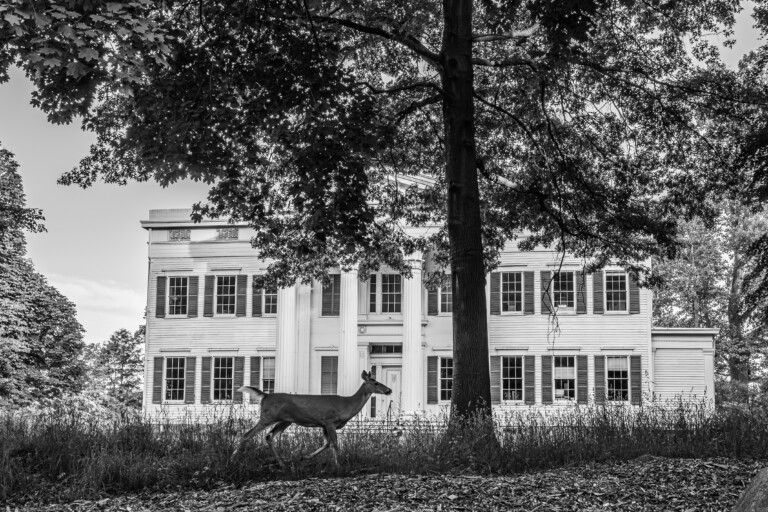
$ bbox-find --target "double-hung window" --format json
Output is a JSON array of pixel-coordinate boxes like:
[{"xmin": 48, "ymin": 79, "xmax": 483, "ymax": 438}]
[
  {"xmin": 263, "ymin": 289, "xmax": 278, "ymax": 315},
  {"xmin": 606, "ymin": 356, "xmax": 629, "ymax": 401},
  {"xmin": 212, "ymin": 357, "xmax": 234, "ymax": 401},
  {"xmin": 369, "ymin": 273, "xmax": 402, "ymax": 313},
  {"xmin": 554, "ymin": 356, "xmax": 576, "ymax": 401},
  {"xmin": 502, "ymin": 356, "xmax": 523, "ymax": 401},
  {"xmin": 440, "ymin": 281, "xmax": 453, "ymax": 313},
  {"xmin": 164, "ymin": 357, "xmax": 186, "ymax": 402},
  {"xmin": 552, "ymin": 272, "xmax": 575, "ymax": 310},
  {"xmin": 216, "ymin": 275, "xmax": 237, "ymax": 315},
  {"xmin": 605, "ymin": 272, "xmax": 628, "ymax": 312},
  {"xmin": 440, "ymin": 357, "xmax": 453, "ymax": 401},
  {"xmin": 501, "ymin": 272, "xmax": 523, "ymax": 312},
  {"xmin": 168, "ymin": 277, "xmax": 189, "ymax": 316},
  {"xmin": 261, "ymin": 356, "xmax": 276, "ymax": 394}
]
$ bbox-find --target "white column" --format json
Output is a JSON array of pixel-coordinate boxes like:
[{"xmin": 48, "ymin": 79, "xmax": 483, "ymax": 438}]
[
  {"xmin": 275, "ymin": 284, "xmax": 297, "ymax": 392},
  {"xmin": 295, "ymin": 283, "xmax": 312, "ymax": 394},
  {"xmin": 401, "ymin": 252, "xmax": 423, "ymax": 412},
  {"xmin": 339, "ymin": 267, "xmax": 359, "ymax": 396}
]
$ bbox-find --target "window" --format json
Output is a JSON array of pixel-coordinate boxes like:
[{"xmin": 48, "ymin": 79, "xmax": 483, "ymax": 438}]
[
  {"xmin": 322, "ymin": 275, "xmax": 340, "ymax": 316},
  {"xmin": 552, "ymin": 272, "xmax": 575, "ymax": 309},
  {"xmin": 502, "ymin": 356, "xmax": 523, "ymax": 401},
  {"xmin": 501, "ymin": 272, "xmax": 523, "ymax": 312},
  {"xmin": 263, "ymin": 288, "xmax": 278, "ymax": 315},
  {"xmin": 440, "ymin": 281, "xmax": 453, "ymax": 313},
  {"xmin": 605, "ymin": 272, "xmax": 628, "ymax": 312},
  {"xmin": 168, "ymin": 277, "xmax": 188, "ymax": 316},
  {"xmin": 262, "ymin": 357, "xmax": 275, "ymax": 394},
  {"xmin": 217, "ymin": 227, "xmax": 238, "ymax": 240},
  {"xmin": 370, "ymin": 344, "xmax": 403, "ymax": 354},
  {"xmin": 440, "ymin": 357, "xmax": 453, "ymax": 401},
  {"xmin": 216, "ymin": 275, "xmax": 237, "ymax": 315},
  {"xmin": 607, "ymin": 356, "xmax": 629, "ymax": 401},
  {"xmin": 321, "ymin": 356, "xmax": 338, "ymax": 395},
  {"xmin": 212, "ymin": 357, "xmax": 234, "ymax": 400},
  {"xmin": 369, "ymin": 273, "xmax": 402, "ymax": 313},
  {"xmin": 165, "ymin": 357, "xmax": 186, "ymax": 401},
  {"xmin": 554, "ymin": 356, "xmax": 576, "ymax": 401},
  {"xmin": 169, "ymin": 229, "xmax": 190, "ymax": 241}
]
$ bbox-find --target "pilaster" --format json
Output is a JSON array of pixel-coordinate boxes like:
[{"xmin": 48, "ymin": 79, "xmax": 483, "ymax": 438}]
[
  {"xmin": 275, "ymin": 284, "xmax": 297, "ymax": 392},
  {"xmin": 401, "ymin": 251, "xmax": 423, "ymax": 411},
  {"xmin": 339, "ymin": 267, "xmax": 360, "ymax": 396}
]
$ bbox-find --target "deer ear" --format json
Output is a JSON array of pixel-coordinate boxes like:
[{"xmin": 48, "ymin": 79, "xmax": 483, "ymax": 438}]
[{"xmin": 361, "ymin": 371, "xmax": 369, "ymax": 380}]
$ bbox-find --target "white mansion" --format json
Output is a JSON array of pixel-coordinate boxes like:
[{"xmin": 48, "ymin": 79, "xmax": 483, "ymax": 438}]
[{"xmin": 141, "ymin": 209, "xmax": 717, "ymax": 417}]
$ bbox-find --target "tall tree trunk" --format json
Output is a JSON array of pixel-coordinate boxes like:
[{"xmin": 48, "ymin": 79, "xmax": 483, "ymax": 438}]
[
  {"xmin": 441, "ymin": 0, "xmax": 492, "ymax": 419},
  {"xmin": 728, "ymin": 253, "xmax": 750, "ymax": 384}
]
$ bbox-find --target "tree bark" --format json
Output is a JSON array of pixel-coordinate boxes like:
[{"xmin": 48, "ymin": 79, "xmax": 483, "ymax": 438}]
[
  {"xmin": 441, "ymin": 0, "xmax": 492, "ymax": 419},
  {"xmin": 728, "ymin": 252, "xmax": 750, "ymax": 384}
]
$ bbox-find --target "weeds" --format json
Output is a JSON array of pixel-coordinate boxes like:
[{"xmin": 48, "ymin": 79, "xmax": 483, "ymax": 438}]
[{"xmin": 1, "ymin": 397, "xmax": 767, "ymax": 501}]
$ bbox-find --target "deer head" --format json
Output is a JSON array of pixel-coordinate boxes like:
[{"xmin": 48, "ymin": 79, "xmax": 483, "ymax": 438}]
[{"xmin": 361, "ymin": 370, "xmax": 392, "ymax": 395}]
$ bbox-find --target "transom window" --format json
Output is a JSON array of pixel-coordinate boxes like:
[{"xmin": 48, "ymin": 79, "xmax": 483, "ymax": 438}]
[
  {"xmin": 370, "ymin": 344, "xmax": 403, "ymax": 354},
  {"xmin": 212, "ymin": 357, "xmax": 234, "ymax": 401},
  {"xmin": 552, "ymin": 272, "xmax": 575, "ymax": 309},
  {"xmin": 216, "ymin": 275, "xmax": 237, "ymax": 315},
  {"xmin": 502, "ymin": 356, "xmax": 523, "ymax": 401},
  {"xmin": 605, "ymin": 272, "xmax": 628, "ymax": 312},
  {"xmin": 264, "ymin": 288, "xmax": 278, "ymax": 315},
  {"xmin": 168, "ymin": 277, "xmax": 188, "ymax": 316},
  {"xmin": 440, "ymin": 281, "xmax": 453, "ymax": 313},
  {"xmin": 554, "ymin": 356, "xmax": 576, "ymax": 401},
  {"xmin": 501, "ymin": 272, "xmax": 523, "ymax": 312},
  {"xmin": 165, "ymin": 357, "xmax": 185, "ymax": 401},
  {"xmin": 440, "ymin": 357, "xmax": 453, "ymax": 401},
  {"xmin": 262, "ymin": 357, "xmax": 276, "ymax": 394},
  {"xmin": 607, "ymin": 356, "xmax": 629, "ymax": 401},
  {"xmin": 369, "ymin": 273, "xmax": 402, "ymax": 313}
]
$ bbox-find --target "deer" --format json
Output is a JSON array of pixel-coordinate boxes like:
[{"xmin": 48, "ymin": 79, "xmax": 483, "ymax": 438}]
[{"xmin": 232, "ymin": 370, "xmax": 392, "ymax": 468}]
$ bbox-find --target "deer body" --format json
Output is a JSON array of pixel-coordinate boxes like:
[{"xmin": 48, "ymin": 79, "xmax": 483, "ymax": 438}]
[{"xmin": 232, "ymin": 370, "xmax": 391, "ymax": 467}]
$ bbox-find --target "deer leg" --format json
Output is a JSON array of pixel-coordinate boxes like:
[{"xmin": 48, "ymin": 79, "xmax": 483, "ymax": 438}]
[
  {"xmin": 232, "ymin": 419, "xmax": 271, "ymax": 459},
  {"xmin": 265, "ymin": 421, "xmax": 292, "ymax": 469},
  {"xmin": 326, "ymin": 425, "xmax": 340, "ymax": 466},
  {"xmin": 304, "ymin": 426, "xmax": 332, "ymax": 460}
]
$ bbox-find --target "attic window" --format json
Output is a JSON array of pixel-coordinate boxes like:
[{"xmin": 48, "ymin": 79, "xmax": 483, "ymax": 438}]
[
  {"xmin": 169, "ymin": 229, "xmax": 190, "ymax": 241},
  {"xmin": 217, "ymin": 227, "xmax": 238, "ymax": 240}
]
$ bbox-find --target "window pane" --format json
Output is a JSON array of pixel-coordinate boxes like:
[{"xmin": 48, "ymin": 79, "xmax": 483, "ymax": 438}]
[
  {"xmin": 440, "ymin": 358, "xmax": 453, "ymax": 401},
  {"xmin": 165, "ymin": 357, "xmax": 185, "ymax": 401},
  {"xmin": 381, "ymin": 274, "xmax": 402, "ymax": 313},
  {"xmin": 168, "ymin": 277, "xmax": 188, "ymax": 315},
  {"xmin": 440, "ymin": 281, "xmax": 453, "ymax": 313},
  {"xmin": 607, "ymin": 356, "xmax": 629, "ymax": 401},
  {"xmin": 502, "ymin": 356, "xmax": 523, "ymax": 401},
  {"xmin": 216, "ymin": 275, "xmax": 237, "ymax": 314},
  {"xmin": 213, "ymin": 357, "xmax": 234, "ymax": 400},
  {"xmin": 552, "ymin": 272, "xmax": 575, "ymax": 308},
  {"xmin": 605, "ymin": 273, "xmax": 627, "ymax": 311},
  {"xmin": 264, "ymin": 288, "xmax": 278, "ymax": 314},
  {"xmin": 501, "ymin": 272, "xmax": 523, "ymax": 312}
]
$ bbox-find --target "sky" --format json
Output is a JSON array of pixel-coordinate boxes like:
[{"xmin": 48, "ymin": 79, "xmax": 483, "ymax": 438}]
[{"xmin": 0, "ymin": 4, "xmax": 763, "ymax": 345}]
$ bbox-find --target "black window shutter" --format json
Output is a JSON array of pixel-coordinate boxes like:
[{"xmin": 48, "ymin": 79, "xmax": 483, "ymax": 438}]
[
  {"xmin": 187, "ymin": 276, "xmax": 199, "ymax": 317},
  {"xmin": 594, "ymin": 356, "xmax": 606, "ymax": 404},
  {"xmin": 593, "ymin": 272, "xmax": 604, "ymax": 314},
  {"xmin": 629, "ymin": 275, "xmax": 640, "ymax": 314},
  {"xmin": 427, "ymin": 356, "xmax": 438, "ymax": 404},
  {"xmin": 250, "ymin": 356, "xmax": 261, "ymax": 390},
  {"xmin": 542, "ymin": 356, "xmax": 553, "ymax": 404},
  {"xmin": 203, "ymin": 276, "xmax": 215, "ymax": 317},
  {"xmin": 490, "ymin": 272, "xmax": 500, "ymax": 315},
  {"xmin": 490, "ymin": 356, "xmax": 501, "ymax": 404},
  {"xmin": 427, "ymin": 289, "xmax": 438, "ymax": 316},
  {"xmin": 332, "ymin": 274, "xmax": 340, "ymax": 315},
  {"xmin": 630, "ymin": 355, "xmax": 642, "ymax": 405},
  {"xmin": 321, "ymin": 356, "xmax": 338, "ymax": 394},
  {"xmin": 577, "ymin": 355, "xmax": 588, "ymax": 404},
  {"xmin": 235, "ymin": 275, "xmax": 247, "ymax": 317},
  {"xmin": 322, "ymin": 275, "xmax": 341, "ymax": 316},
  {"xmin": 252, "ymin": 284, "xmax": 263, "ymax": 317},
  {"xmin": 184, "ymin": 357, "xmax": 196, "ymax": 404},
  {"xmin": 576, "ymin": 271, "xmax": 587, "ymax": 315},
  {"xmin": 201, "ymin": 356, "xmax": 211, "ymax": 404},
  {"xmin": 541, "ymin": 271, "xmax": 552, "ymax": 315},
  {"xmin": 233, "ymin": 357, "xmax": 245, "ymax": 403},
  {"xmin": 152, "ymin": 356, "xmax": 163, "ymax": 403},
  {"xmin": 156, "ymin": 276, "xmax": 166, "ymax": 318},
  {"xmin": 524, "ymin": 356, "xmax": 535, "ymax": 404},
  {"xmin": 524, "ymin": 271, "xmax": 535, "ymax": 315}
]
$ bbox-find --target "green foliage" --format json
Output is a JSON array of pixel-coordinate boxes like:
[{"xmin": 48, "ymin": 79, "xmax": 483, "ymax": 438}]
[
  {"xmin": 0, "ymin": 145, "xmax": 86, "ymax": 405},
  {"xmin": 85, "ymin": 327, "xmax": 144, "ymax": 408}
]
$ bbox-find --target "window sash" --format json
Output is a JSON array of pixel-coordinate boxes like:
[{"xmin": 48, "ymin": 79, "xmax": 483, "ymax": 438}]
[
  {"xmin": 262, "ymin": 356, "xmax": 275, "ymax": 394},
  {"xmin": 501, "ymin": 272, "xmax": 523, "ymax": 312},
  {"xmin": 439, "ymin": 357, "xmax": 453, "ymax": 401},
  {"xmin": 552, "ymin": 272, "xmax": 575, "ymax": 308},
  {"xmin": 216, "ymin": 275, "xmax": 237, "ymax": 314},
  {"xmin": 165, "ymin": 357, "xmax": 186, "ymax": 401},
  {"xmin": 440, "ymin": 281, "xmax": 453, "ymax": 313},
  {"xmin": 212, "ymin": 357, "xmax": 234, "ymax": 401},
  {"xmin": 380, "ymin": 274, "xmax": 402, "ymax": 313},
  {"xmin": 502, "ymin": 356, "xmax": 523, "ymax": 401},
  {"xmin": 263, "ymin": 289, "xmax": 278, "ymax": 315},
  {"xmin": 554, "ymin": 356, "xmax": 575, "ymax": 401},
  {"xmin": 168, "ymin": 277, "xmax": 188, "ymax": 316},
  {"xmin": 606, "ymin": 356, "xmax": 629, "ymax": 401},
  {"xmin": 605, "ymin": 272, "xmax": 628, "ymax": 311}
]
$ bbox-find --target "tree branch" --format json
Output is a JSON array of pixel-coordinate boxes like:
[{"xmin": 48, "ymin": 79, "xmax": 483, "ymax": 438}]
[
  {"xmin": 359, "ymin": 80, "xmax": 448, "ymax": 97},
  {"xmin": 472, "ymin": 55, "xmax": 537, "ymax": 71},
  {"xmin": 395, "ymin": 94, "xmax": 443, "ymax": 124},
  {"xmin": 472, "ymin": 23, "xmax": 539, "ymax": 43}
]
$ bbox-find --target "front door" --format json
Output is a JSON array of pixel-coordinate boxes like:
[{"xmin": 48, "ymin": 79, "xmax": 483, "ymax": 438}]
[{"xmin": 380, "ymin": 367, "xmax": 402, "ymax": 420}]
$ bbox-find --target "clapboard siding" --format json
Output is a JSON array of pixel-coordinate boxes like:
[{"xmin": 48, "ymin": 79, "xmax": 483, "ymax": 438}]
[{"xmin": 654, "ymin": 348, "xmax": 707, "ymax": 400}]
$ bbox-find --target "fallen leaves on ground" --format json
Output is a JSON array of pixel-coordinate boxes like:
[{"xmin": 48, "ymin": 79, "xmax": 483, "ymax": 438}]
[{"xmin": 3, "ymin": 457, "xmax": 762, "ymax": 511}]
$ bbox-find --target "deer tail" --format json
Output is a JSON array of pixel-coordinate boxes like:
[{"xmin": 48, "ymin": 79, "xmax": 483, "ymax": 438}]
[{"xmin": 238, "ymin": 385, "xmax": 266, "ymax": 402}]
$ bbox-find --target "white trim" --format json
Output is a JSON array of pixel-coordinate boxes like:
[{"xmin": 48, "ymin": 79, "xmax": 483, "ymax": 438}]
[
  {"xmin": 432, "ymin": 347, "xmax": 453, "ymax": 353},
  {"xmin": 207, "ymin": 347, "xmax": 240, "ymax": 352},
  {"xmin": 494, "ymin": 346, "xmax": 529, "ymax": 352},
  {"xmin": 603, "ymin": 270, "xmax": 629, "ymax": 314},
  {"xmin": 498, "ymin": 271, "xmax": 525, "ymax": 315},
  {"xmin": 213, "ymin": 274, "xmax": 238, "ymax": 317},
  {"xmin": 315, "ymin": 346, "xmax": 340, "ymax": 352},
  {"xmin": 160, "ymin": 347, "xmax": 192, "ymax": 352},
  {"xmin": 162, "ymin": 356, "xmax": 187, "ymax": 405},
  {"xmin": 600, "ymin": 346, "xmax": 636, "ymax": 351},
  {"xmin": 547, "ymin": 346, "xmax": 582, "ymax": 352}
]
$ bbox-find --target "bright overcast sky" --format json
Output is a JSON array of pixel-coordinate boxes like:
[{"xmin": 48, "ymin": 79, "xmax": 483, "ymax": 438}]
[{"xmin": 0, "ymin": 4, "xmax": 763, "ymax": 345}]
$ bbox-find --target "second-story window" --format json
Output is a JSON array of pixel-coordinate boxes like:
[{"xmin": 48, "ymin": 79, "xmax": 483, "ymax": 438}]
[
  {"xmin": 552, "ymin": 272, "xmax": 575, "ymax": 310},
  {"xmin": 369, "ymin": 273, "xmax": 402, "ymax": 313},
  {"xmin": 440, "ymin": 281, "xmax": 453, "ymax": 313},
  {"xmin": 501, "ymin": 272, "xmax": 523, "ymax": 312},
  {"xmin": 216, "ymin": 275, "xmax": 237, "ymax": 315},
  {"xmin": 212, "ymin": 357, "xmax": 234, "ymax": 401},
  {"xmin": 605, "ymin": 272, "xmax": 628, "ymax": 312},
  {"xmin": 264, "ymin": 288, "xmax": 278, "ymax": 315},
  {"xmin": 168, "ymin": 277, "xmax": 188, "ymax": 316}
]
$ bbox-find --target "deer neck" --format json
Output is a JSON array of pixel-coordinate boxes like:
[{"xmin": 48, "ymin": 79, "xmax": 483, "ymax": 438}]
[{"xmin": 340, "ymin": 384, "xmax": 372, "ymax": 419}]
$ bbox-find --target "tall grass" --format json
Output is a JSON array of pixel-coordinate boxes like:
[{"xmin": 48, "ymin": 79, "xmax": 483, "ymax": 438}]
[{"xmin": 2, "ymin": 397, "xmax": 767, "ymax": 501}]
